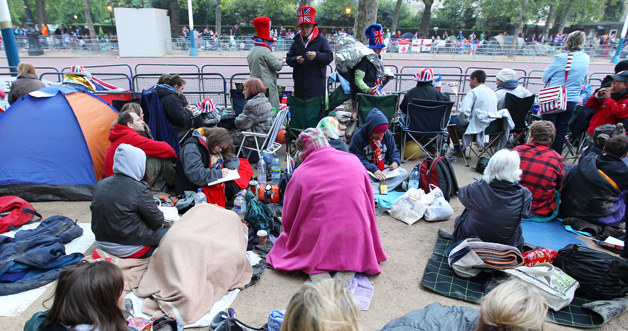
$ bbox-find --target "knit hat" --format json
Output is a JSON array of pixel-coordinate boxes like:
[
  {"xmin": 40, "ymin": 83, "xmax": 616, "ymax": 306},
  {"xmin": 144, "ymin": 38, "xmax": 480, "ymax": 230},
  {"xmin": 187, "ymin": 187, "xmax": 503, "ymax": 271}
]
[
  {"xmin": 372, "ymin": 123, "xmax": 388, "ymax": 134},
  {"xmin": 413, "ymin": 68, "xmax": 434, "ymax": 82},
  {"xmin": 365, "ymin": 24, "xmax": 385, "ymax": 49},
  {"xmin": 296, "ymin": 6, "xmax": 317, "ymax": 27},
  {"xmin": 496, "ymin": 68, "xmax": 516, "ymax": 82},
  {"xmin": 252, "ymin": 16, "xmax": 275, "ymax": 42}
]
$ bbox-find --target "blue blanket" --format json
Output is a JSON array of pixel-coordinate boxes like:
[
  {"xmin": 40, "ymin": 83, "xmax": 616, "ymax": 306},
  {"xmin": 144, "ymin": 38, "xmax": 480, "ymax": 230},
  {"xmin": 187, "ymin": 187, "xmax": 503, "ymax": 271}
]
[
  {"xmin": 374, "ymin": 191, "xmax": 406, "ymax": 209},
  {"xmin": 521, "ymin": 220, "xmax": 585, "ymax": 251}
]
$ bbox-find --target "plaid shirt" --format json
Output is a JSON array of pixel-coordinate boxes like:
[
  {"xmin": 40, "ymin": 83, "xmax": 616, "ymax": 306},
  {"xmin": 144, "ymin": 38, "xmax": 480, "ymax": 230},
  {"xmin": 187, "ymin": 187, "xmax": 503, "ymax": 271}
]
[{"xmin": 515, "ymin": 143, "xmax": 564, "ymax": 216}]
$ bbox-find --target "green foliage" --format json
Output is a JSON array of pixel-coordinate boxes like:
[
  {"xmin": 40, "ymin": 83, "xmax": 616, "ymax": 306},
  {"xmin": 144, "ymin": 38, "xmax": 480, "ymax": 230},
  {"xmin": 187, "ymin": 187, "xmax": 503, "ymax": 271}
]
[
  {"xmin": 432, "ymin": 0, "xmax": 477, "ymax": 30},
  {"xmin": 376, "ymin": 0, "xmax": 412, "ymax": 28},
  {"xmin": 316, "ymin": 0, "xmax": 356, "ymax": 27}
]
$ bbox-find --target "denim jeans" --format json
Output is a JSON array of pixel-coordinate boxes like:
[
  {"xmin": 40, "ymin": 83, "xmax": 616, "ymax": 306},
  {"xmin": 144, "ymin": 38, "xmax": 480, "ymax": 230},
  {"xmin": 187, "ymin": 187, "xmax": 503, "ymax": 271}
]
[{"xmin": 541, "ymin": 101, "xmax": 576, "ymax": 154}]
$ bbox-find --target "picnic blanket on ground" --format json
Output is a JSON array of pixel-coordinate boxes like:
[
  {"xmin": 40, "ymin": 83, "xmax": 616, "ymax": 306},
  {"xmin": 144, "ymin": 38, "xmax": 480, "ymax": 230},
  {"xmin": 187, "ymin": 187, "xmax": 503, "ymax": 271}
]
[
  {"xmin": 0, "ymin": 222, "xmax": 95, "ymax": 317},
  {"xmin": 421, "ymin": 229, "xmax": 628, "ymax": 328},
  {"xmin": 136, "ymin": 204, "xmax": 253, "ymax": 325},
  {"xmin": 521, "ymin": 220, "xmax": 585, "ymax": 251}
]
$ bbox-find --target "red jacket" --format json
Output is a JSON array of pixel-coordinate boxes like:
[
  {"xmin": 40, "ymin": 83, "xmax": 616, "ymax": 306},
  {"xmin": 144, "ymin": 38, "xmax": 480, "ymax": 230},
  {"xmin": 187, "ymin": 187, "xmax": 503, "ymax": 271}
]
[
  {"xmin": 104, "ymin": 124, "xmax": 177, "ymax": 177},
  {"xmin": 586, "ymin": 94, "xmax": 628, "ymax": 135}
]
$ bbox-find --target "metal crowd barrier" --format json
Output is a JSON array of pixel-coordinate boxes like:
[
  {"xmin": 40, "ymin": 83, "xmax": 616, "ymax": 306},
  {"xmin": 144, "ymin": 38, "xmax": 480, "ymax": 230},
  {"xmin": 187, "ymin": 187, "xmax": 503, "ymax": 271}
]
[{"xmin": 133, "ymin": 72, "xmax": 227, "ymax": 107}]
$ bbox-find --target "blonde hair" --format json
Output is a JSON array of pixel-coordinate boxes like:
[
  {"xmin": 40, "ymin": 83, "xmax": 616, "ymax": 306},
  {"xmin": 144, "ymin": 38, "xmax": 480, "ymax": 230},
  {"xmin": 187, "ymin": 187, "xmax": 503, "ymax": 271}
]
[
  {"xmin": 281, "ymin": 279, "xmax": 361, "ymax": 331},
  {"xmin": 476, "ymin": 279, "xmax": 548, "ymax": 331},
  {"xmin": 17, "ymin": 62, "xmax": 36, "ymax": 76},
  {"xmin": 483, "ymin": 149, "xmax": 522, "ymax": 184},
  {"xmin": 565, "ymin": 31, "xmax": 586, "ymax": 51}
]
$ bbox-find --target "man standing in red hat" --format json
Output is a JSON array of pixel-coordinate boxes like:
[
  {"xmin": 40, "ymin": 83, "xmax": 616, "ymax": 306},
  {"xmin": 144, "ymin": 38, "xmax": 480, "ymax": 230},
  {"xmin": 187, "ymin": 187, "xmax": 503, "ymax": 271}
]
[
  {"xmin": 248, "ymin": 17, "xmax": 284, "ymax": 110},
  {"xmin": 286, "ymin": 6, "xmax": 333, "ymax": 100}
]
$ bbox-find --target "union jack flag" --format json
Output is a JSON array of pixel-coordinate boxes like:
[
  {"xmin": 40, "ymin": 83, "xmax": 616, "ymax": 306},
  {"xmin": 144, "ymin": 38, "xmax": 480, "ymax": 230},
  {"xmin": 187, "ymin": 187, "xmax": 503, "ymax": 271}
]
[{"xmin": 373, "ymin": 29, "xmax": 384, "ymax": 45}]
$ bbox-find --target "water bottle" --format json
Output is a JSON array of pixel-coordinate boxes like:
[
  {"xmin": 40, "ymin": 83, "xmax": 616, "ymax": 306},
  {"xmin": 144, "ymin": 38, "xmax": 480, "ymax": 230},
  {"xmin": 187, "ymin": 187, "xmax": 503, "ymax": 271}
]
[
  {"xmin": 408, "ymin": 167, "xmax": 419, "ymax": 190},
  {"xmin": 257, "ymin": 157, "xmax": 267, "ymax": 186},
  {"xmin": 194, "ymin": 188, "xmax": 207, "ymax": 205},
  {"xmin": 234, "ymin": 193, "xmax": 246, "ymax": 219},
  {"xmin": 271, "ymin": 154, "xmax": 281, "ymax": 185}
]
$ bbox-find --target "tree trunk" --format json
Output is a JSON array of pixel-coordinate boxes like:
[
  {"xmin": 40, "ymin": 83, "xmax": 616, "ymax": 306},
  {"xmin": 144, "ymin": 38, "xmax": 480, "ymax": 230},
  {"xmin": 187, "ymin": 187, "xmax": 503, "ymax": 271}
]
[
  {"xmin": 170, "ymin": 0, "xmax": 181, "ymax": 38},
  {"xmin": 542, "ymin": 5, "xmax": 554, "ymax": 40},
  {"xmin": 557, "ymin": 2, "xmax": 573, "ymax": 35},
  {"xmin": 215, "ymin": 0, "xmax": 222, "ymax": 36},
  {"xmin": 299, "ymin": 0, "xmax": 311, "ymax": 7},
  {"xmin": 354, "ymin": 0, "xmax": 378, "ymax": 44},
  {"xmin": 390, "ymin": 0, "xmax": 403, "ymax": 34},
  {"xmin": 81, "ymin": 0, "xmax": 97, "ymax": 49},
  {"xmin": 35, "ymin": 0, "xmax": 46, "ymax": 25},
  {"xmin": 510, "ymin": 0, "xmax": 528, "ymax": 56},
  {"xmin": 418, "ymin": 0, "xmax": 433, "ymax": 37}
]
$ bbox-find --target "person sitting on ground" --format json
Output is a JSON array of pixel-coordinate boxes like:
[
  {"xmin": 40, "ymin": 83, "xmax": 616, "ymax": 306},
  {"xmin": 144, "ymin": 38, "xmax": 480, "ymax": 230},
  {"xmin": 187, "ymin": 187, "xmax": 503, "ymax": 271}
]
[
  {"xmin": 92, "ymin": 144, "xmax": 166, "ymax": 259},
  {"xmin": 267, "ymin": 129, "xmax": 387, "ymax": 281},
  {"xmin": 380, "ymin": 278, "xmax": 546, "ymax": 331},
  {"xmin": 448, "ymin": 70, "xmax": 498, "ymax": 154},
  {"xmin": 281, "ymin": 279, "xmax": 361, "ymax": 331},
  {"xmin": 175, "ymin": 127, "xmax": 242, "ymax": 207},
  {"xmin": 452, "ymin": 149, "xmax": 532, "ymax": 251},
  {"xmin": 231, "ymin": 78, "xmax": 275, "ymax": 149},
  {"xmin": 494, "ymin": 68, "xmax": 533, "ymax": 110},
  {"xmin": 559, "ymin": 135, "xmax": 628, "ymax": 226},
  {"xmin": 118, "ymin": 102, "xmax": 153, "ymax": 138},
  {"xmin": 349, "ymin": 108, "xmax": 408, "ymax": 192},
  {"xmin": 317, "ymin": 116, "xmax": 348, "ymax": 152},
  {"xmin": 8, "ymin": 62, "xmax": 46, "ymax": 104},
  {"xmin": 399, "ymin": 68, "xmax": 449, "ymax": 113},
  {"xmin": 24, "ymin": 261, "xmax": 128, "ymax": 331},
  {"xmin": 514, "ymin": 121, "xmax": 564, "ymax": 219},
  {"xmin": 585, "ymin": 70, "xmax": 628, "ymax": 135},
  {"xmin": 104, "ymin": 108, "xmax": 177, "ymax": 192},
  {"xmin": 155, "ymin": 74, "xmax": 193, "ymax": 138}
]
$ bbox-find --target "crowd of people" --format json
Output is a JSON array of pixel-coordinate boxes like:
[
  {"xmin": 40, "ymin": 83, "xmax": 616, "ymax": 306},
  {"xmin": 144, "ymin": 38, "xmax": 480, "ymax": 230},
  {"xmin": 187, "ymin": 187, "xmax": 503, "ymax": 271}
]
[{"xmin": 8, "ymin": 7, "xmax": 627, "ymax": 331}]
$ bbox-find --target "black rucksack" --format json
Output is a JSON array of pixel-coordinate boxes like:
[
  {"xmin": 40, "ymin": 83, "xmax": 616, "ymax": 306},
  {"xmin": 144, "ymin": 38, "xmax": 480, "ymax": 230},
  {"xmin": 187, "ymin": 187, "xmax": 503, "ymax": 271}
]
[
  {"xmin": 417, "ymin": 157, "xmax": 459, "ymax": 201},
  {"xmin": 552, "ymin": 244, "xmax": 628, "ymax": 300}
]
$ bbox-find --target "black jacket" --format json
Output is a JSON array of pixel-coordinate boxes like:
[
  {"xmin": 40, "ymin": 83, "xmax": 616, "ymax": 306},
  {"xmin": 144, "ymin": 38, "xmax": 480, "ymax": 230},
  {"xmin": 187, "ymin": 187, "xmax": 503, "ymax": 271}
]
[
  {"xmin": 286, "ymin": 32, "xmax": 333, "ymax": 99},
  {"xmin": 155, "ymin": 85, "xmax": 193, "ymax": 137},
  {"xmin": 91, "ymin": 174, "xmax": 164, "ymax": 246},
  {"xmin": 400, "ymin": 82, "xmax": 450, "ymax": 113},
  {"xmin": 452, "ymin": 179, "xmax": 531, "ymax": 251},
  {"xmin": 560, "ymin": 153, "xmax": 627, "ymax": 225}
]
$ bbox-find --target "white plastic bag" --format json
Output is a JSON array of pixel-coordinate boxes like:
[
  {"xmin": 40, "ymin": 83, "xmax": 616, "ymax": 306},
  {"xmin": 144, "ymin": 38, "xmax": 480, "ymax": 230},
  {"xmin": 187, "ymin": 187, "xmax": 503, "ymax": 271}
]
[
  {"xmin": 504, "ymin": 263, "xmax": 579, "ymax": 311},
  {"xmin": 388, "ymin": 187, "xmax": 434, "ymax": 225},
  {"xmin": 424, "ymin": 184, "xmax": 454, "ymax": 221}
]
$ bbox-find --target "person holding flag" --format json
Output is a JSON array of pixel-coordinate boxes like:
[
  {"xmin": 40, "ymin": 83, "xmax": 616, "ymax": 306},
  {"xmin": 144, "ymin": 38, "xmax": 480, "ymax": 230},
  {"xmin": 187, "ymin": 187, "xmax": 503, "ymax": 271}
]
[
  {"xmin": 352, "ymin": 24, "xmax": 393, "ymax": 102},
  {"xmin": 399, "ymin": 68, "xmax": 450, "ymax": 113}
]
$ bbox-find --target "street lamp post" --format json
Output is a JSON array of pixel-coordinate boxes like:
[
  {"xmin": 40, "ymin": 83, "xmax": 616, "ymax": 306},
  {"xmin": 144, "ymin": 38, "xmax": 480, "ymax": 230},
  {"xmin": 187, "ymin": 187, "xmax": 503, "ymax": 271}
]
[
  {"xmin": 345, "ymin": 7, "xmax": 351, "ymax": 14},
  {"xmin": 22, "ymin": 0, "xmax": 43, "ymax": 55},
  {"xmin": 106, "ymin": 3, "xmax": 114, "ymax": 34}
]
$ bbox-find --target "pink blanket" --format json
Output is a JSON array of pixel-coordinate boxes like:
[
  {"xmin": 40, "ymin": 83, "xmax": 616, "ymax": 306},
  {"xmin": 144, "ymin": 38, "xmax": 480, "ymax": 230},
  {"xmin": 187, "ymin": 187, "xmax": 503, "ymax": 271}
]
[{"xmin": 267, "ymin": 147, "xmax": 387, "ymax": 274}]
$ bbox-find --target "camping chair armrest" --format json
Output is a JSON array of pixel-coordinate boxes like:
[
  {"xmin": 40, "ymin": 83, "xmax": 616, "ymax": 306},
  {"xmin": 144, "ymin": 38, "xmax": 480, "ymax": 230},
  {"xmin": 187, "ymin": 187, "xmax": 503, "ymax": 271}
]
[{"xmin": 241, "ymin": 132, "xmax": 268, "ymax": 137}]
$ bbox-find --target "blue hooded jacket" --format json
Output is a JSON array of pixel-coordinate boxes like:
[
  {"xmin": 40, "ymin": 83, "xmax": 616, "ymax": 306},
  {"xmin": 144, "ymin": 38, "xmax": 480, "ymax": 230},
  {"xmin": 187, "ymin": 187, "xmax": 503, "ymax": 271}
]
[{"xmin": 349, "ymin": 108, "xmax": 400, "ymax": 173}]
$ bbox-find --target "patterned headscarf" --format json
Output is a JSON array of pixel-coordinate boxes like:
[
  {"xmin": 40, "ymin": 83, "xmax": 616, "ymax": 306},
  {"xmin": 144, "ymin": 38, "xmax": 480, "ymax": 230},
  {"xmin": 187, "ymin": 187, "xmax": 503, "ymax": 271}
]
[
  {"xmin": 316, "ymin": 116, "xmax": 341, "ymax": 140},
  {"xmin": 296, "ymin": 128, "xmax": 329, "ymax": 161}
]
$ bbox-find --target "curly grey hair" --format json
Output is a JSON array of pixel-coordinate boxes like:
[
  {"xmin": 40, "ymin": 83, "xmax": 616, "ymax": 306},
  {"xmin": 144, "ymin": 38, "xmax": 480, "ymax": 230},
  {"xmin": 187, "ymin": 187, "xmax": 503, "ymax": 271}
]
[{"xmin": 565, "ymin": 31, "xmax": 586, "ymax": 51}]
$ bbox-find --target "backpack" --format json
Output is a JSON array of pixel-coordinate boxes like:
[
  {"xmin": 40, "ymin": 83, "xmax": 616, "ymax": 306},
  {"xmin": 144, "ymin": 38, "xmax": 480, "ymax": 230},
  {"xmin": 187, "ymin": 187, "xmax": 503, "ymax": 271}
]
[
  {"xmin": 552, "ymin": 244, "xmax": 628, "ymax": 300},
  {"xmin": 417, "ymin": 157, "xmax": 459, "ymax": 201},
  {"xmin": 244, "ymin": 190, "xmax": 274, "ymax": 233},
  {"xmin": 0, "ymin": 196, "xmax": 41, "ymax": 234}
]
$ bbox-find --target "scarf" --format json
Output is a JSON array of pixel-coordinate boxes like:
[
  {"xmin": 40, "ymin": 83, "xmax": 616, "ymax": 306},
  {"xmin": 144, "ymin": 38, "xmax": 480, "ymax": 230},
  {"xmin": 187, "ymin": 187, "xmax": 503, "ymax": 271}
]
[
  {"xmin": 316, "ymin": 116, "xmax": 341, "ymax": 140},
  {"xmin": 156, "ymin": 84, "xmax": 178, "ymax": 95},
  {"xmin": 253, "ymin": 37, "xmax": 273, "ymax": 50},
  {"xmin": 300, "ymin": 26, "xmax": 319, "ymax": 48},
  {"xmin": 369, "ymin": 135, "xmax": 385, "ymax": 171},
  {"xmin": 496, "ymin": 79, "xmax": 519, "ymax": 90},
  {"xmin": 296, "ymin": 128, "xmax": 329, "ymax": 162},
  {"xmin": 611, "ymin": 88, "xmax": 628, "ymax": 101}
]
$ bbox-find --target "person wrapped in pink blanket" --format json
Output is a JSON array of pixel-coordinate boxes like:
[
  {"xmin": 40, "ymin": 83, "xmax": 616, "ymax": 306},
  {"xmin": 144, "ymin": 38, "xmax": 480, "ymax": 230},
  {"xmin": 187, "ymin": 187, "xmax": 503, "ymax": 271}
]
[{"xmin": 267, "ymin": 128, "xmax": 387, "ymax": 276}]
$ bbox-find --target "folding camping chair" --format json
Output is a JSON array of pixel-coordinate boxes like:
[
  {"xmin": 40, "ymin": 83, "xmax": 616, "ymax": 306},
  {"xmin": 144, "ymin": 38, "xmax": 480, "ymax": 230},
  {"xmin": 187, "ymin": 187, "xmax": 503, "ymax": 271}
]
[
  {"xmin": 355, "ymin": 93, "xmax": 399, "ymax": 127},
  {"xmin": 504, "ymin": 94, "xmax": 535, "ymax": 148},
  {"xmin": 563, "ymin": 105, "xmax": 591, "ymax": 162},
  {"xmin": 237, "ymin": 106, "xmax": 289, "ymax": 159},
  {"xmin": 286, "ymin": 96, "xmax": 325, "ymax": 156},
  {"xmin": 230, "ymin": 88, "xmax": 246, "ymax": 116},
  {"xmin": 400, "ymin": 99, "xmax": 454, "ymax": 161},
  {"xmin": 140, "ymin": 89, "xmax": 180, "ymax": 154},
  {"xmin": 462, "ymin": 117, "xmax": 506, "ymax": 167}
]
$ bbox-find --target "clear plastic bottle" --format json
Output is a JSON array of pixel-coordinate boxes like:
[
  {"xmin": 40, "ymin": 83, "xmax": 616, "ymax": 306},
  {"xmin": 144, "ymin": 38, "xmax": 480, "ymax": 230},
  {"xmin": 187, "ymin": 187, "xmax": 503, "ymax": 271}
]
[
  {"xmin": 408, "ymin": 166, "xmax": 420, "ymax": 190},
  {"xmin": 234, "ymin": 193, "xmax": 246, "ymax": 219},
  {"xmin": 257, "ymin": 157, "xmax": 267, "ymax": 186},
  {"xmin": 194, "ymin": 188, "xmax": 207, "ymax": 205},
  {"xmin": 271, "ymin": 154, "xmax": 281, "ymax": 185}
]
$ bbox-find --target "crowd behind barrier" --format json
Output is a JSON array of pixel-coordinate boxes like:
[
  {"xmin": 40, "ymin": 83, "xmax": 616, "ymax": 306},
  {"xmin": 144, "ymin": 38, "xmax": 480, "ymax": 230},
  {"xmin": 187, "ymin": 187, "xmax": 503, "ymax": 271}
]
[{"xmin": 0, "ymin": 64, "xmax": 612, "ymax": 114}]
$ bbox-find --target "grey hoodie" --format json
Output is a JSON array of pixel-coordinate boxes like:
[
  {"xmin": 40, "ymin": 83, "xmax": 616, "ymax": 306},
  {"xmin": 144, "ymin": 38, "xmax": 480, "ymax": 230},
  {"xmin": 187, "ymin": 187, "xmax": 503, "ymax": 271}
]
[{"xmin": 113, "ymin": 143, "xmax": 146, "ymax": 181}]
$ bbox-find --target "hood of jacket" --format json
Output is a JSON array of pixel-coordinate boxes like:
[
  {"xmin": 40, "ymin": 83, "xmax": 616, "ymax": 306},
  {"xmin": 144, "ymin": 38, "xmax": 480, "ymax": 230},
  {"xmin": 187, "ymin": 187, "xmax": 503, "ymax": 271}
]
[
  {"xmin": 496, "ymin": 79, "xmax": 519, "ymax": 90},
  {"xmin": 112, "ymin": 143, "xmax": 146, "ymax": 181},
  {"xmin": 359, "ymin": 108, "xmax": 388, "ymax": 138},
  {"xmin": 16, "ymin": 73, "xmax": 39, "ymax": 80},
  {"xmin": 109, "ymin": 123, "xmax": 138, "ymax": 142},
  {"xmin": 155, "ymin": 84, "xmax": 178, "ymax": 98}
]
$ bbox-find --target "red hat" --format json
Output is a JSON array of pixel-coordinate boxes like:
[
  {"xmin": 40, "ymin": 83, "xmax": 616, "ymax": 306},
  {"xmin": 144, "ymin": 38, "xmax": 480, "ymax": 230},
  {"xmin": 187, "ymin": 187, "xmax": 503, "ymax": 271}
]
[
  {"xmin": 372, "ymin": 123, "xmax": 389, "ymax": 134},
  {"xmin": 296, "ymin": 6, "xmax": 317, "ymax": 27},
  {"xmin": 252, "ymin": 16, "xmax": 275, "ymax": 42}
]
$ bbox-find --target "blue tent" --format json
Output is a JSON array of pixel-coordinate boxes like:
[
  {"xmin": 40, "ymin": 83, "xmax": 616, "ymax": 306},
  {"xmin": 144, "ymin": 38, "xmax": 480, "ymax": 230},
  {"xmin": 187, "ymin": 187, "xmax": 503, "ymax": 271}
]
[{"xmin": 0, "ymin": 86, "xmax": 118, "ymax": 201}]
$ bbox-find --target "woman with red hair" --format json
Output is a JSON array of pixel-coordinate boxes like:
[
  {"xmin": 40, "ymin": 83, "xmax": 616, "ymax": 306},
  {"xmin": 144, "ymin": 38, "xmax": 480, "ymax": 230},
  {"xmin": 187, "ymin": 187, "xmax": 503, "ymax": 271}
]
[{"xmin": 231, "ymin": 78, "xmax": 275, "ymax": 151}]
